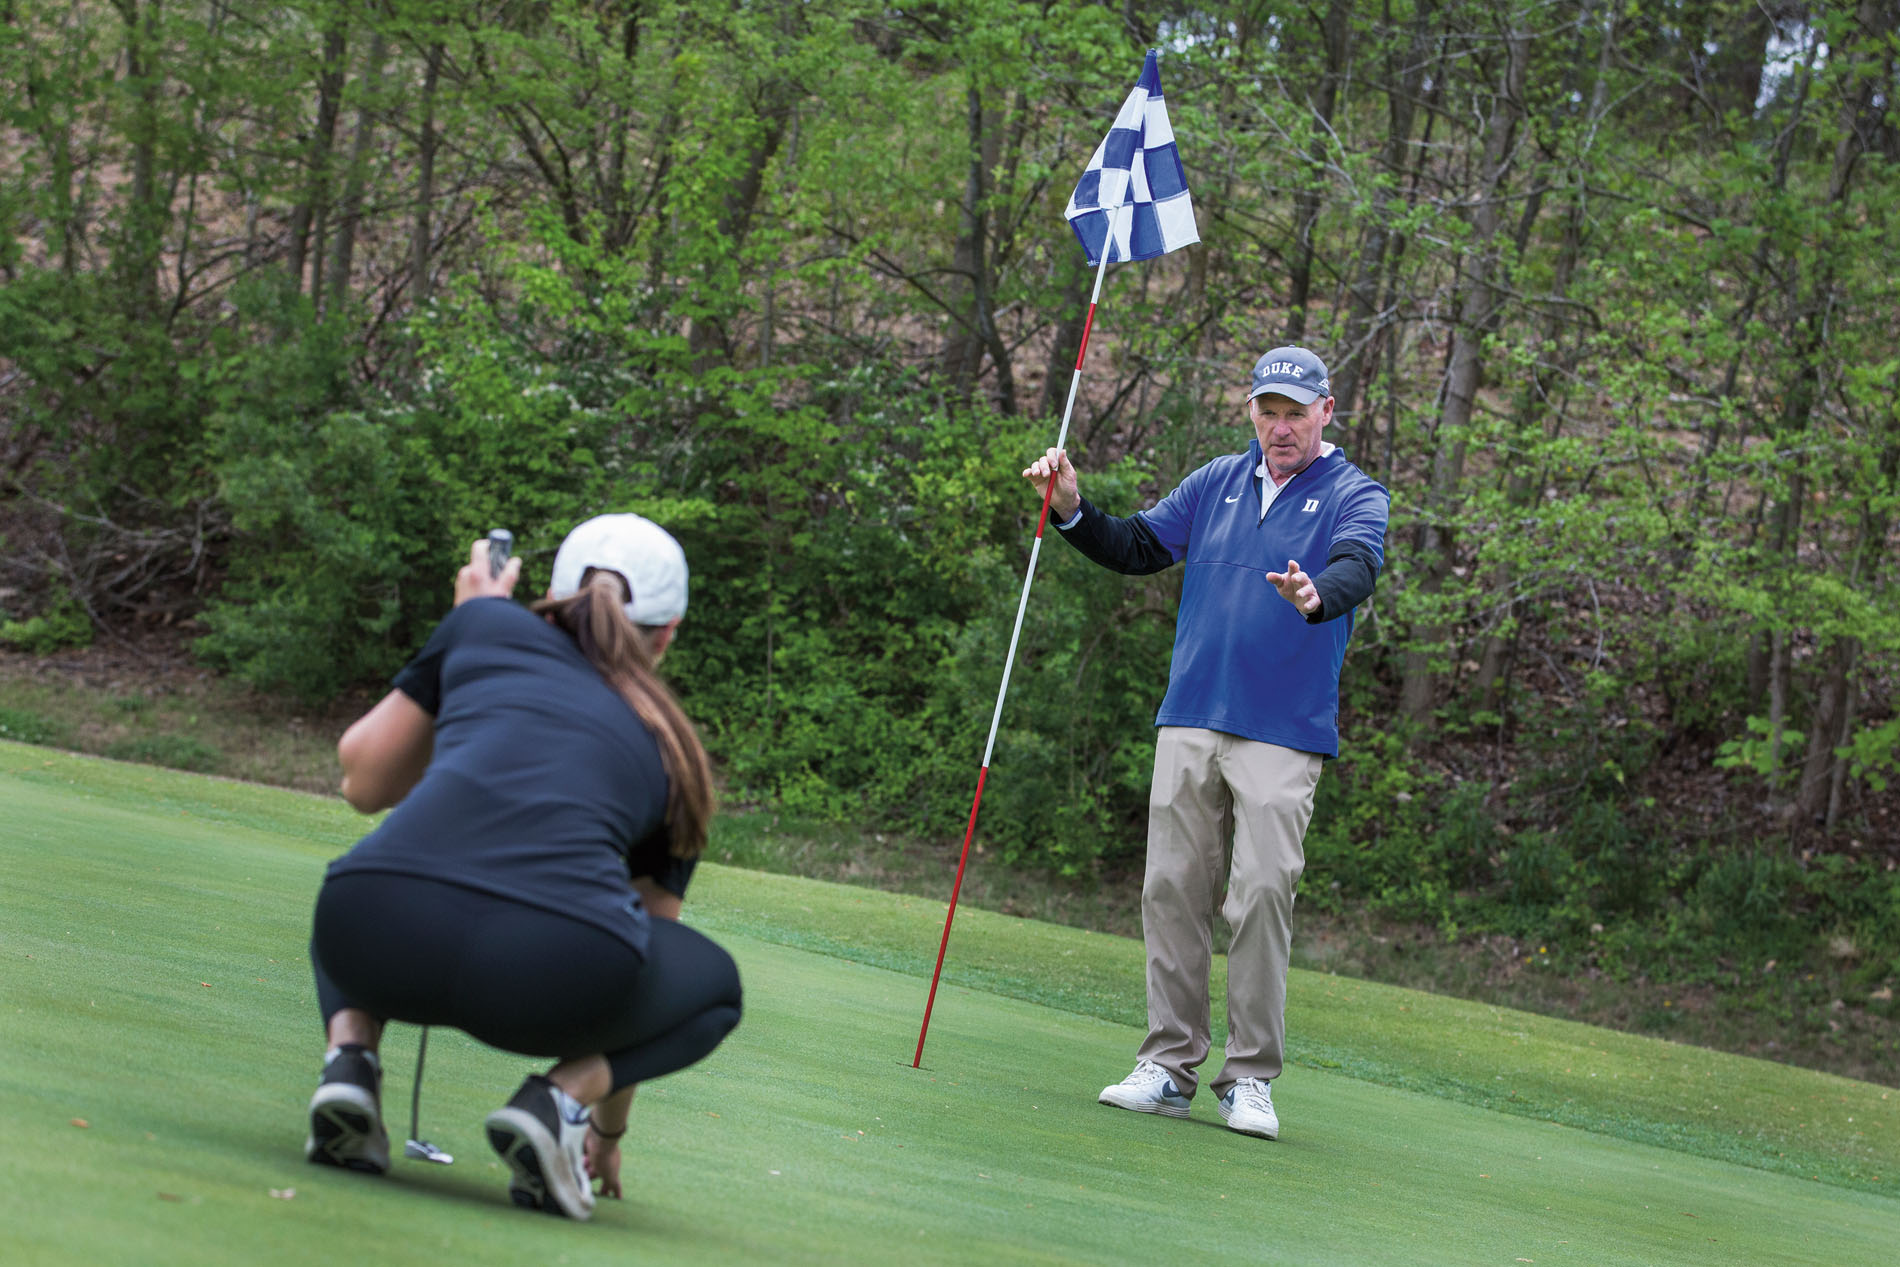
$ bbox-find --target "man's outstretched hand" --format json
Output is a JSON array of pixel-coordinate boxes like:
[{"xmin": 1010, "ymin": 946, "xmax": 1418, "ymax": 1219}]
[{"xmin": 1265, "ymin": 559, "xmax": 1321, "ymax": 617}]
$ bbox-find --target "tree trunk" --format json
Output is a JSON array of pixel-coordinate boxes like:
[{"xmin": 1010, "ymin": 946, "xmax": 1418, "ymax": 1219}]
[
  {"xmin": 1738, "ymin": 30, "xmax": 1824, "ymax": 711},
  {"xmin": 1765, "ymin": 625, "xmax": 1791, "ymax": 786},
  {"xmin": 116, "ymin": 0, "xmax": 164, "ymax": 320},
  {"xmin": 1474, "ymin": 9, "xmax": 1616, "ymax": 713},
  {"xmin": 1797, "ymin": 2, "xmax": 1896, "ymax": 824},
  {"xmin": 1766, "ymin": 0, "xmax": 1890, "ymax": 813},
  {"xmin": 942, "ymin": 81, "xmax": 1015, "ymax": 412},
  {"xmin": 1399, "ymin": 19, "xmax": 1531, "ymax": 730},
  {"xmin": 289, "ymin": 26, "xmax": 348, "ymax": 296},
  {"xmin": 164, "ymin": 1, "xmax": 233, "ymax": 326},
  {"xmin": 1681, "ymin": 0, "xmax": 1777, "ymax": 121},
  {"xmin": 686, "ymin": 78, "xmax": 795, "ymax": 366},
  {"xmin": 327, "ymin": 31, "xmax": 389, "ymax": 314},
  {"xmin": 1367, "ymin": 47, "xmax": 1446, "ymax": 486},
  {"xmin": 1694, "ymin": 19, "xmax": 1819, "ymax": 545},
  {"xmin": 19, "ymin": 9, "xmax": 83, "ymax": 278},
  {"xmin": 1797, "ymin": 633, "xmax": 1857, "ymax": 824},
  {"xmin": 411, "ymin": 41, "xmax": 442, "ymax": 305},
  {"xmin": 1284, "ymin": 0, "xmax": 1352, "ymax": 343},
  {"xmin": 1332, "ymin": 0, "xmax": 1436, "ymax": 427},
  {"xmin": 600, "ymin": 9, "xmax": 642, "ymax": 249},
  {"xmin": 943, "ymin": 84, "xmax": 986, "ymax": 399},
  {"xmin": 1823, "ymin": 675, "xmax": 1859, "ymax": 832}
]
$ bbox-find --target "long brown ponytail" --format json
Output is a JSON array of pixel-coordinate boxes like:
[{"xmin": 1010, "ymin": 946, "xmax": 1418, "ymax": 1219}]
[{"xmin": 532, "ymin": 575, "xmax": 714, "ymax": 859}]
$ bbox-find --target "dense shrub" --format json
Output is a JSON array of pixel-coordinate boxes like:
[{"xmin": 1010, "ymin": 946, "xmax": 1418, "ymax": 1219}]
[
  {"xmin": 0, "ymin": 595, "xmax": 91, "ymax": 653},
  {"xmin": 0, "ymin": 706, "xmax": 65, "ymax": 746},
  {"xmin": 194, "ymin": 278, "xmax": 634, "ymax": 698},
  {"xmin": 0, "ymin": 270, "xmax": 219, "ymax": 625},
  {"xmin": 103, "ymin": 734, "xmax": 224, "ymax": 774}
]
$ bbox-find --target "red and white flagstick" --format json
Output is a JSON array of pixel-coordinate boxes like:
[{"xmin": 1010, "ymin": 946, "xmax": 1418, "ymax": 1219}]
[{"xmin": 913, "ymin": 211, "xmax": 1124, "ymax": 1068}]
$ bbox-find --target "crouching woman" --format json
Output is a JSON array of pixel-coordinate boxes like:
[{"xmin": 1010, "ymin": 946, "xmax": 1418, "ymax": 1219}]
[{"xmin": 304, "ymin": 514, "xmax": 739, "ymax": 1221}]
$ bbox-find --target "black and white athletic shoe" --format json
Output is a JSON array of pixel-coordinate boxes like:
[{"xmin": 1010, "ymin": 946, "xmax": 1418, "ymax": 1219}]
[
  {"xmin": 305, "ymin": 1044, "xmax": 390, "ymax": 1173},
  {"xmin": 484, "ymin": 1075, "xmax": 596, "ymax": 1221}
]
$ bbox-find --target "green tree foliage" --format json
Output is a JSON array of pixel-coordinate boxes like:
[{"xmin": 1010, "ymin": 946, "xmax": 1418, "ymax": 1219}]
[{"xmin": 2, "ymin": 1, "xmax": 1896, "ymax": 985}]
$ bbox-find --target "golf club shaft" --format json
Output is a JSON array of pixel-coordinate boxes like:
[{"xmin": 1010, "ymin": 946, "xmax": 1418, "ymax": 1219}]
[{"xmin": 410, "ymin": 1024, "xmax": 428, "ymax": 1143}]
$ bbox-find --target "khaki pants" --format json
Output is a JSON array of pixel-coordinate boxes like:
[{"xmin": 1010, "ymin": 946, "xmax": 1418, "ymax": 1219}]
[{"xmin": 1135, "ymin": 727, "xmax": 1322, "ymax": 1098}]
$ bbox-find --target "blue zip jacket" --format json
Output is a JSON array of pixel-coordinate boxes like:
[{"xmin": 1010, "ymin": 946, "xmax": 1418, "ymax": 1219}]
[{"xmin": 1057, "ymin": 440, "xmax": 1389, "ymax": 757}]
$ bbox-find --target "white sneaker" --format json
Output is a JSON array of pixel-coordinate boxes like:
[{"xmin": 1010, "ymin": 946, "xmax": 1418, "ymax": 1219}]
[
  {"xmin": 1097, "ymin": 1060, "xmax": 1192, "ymax": 1117},
  {"xmin": 1217, "ymin": 1077, "xmax": 1279, "ymax": 1139},
  {"xmin": 484, "ymin": 1075, "xmax": 596, "ymax": 1220}
]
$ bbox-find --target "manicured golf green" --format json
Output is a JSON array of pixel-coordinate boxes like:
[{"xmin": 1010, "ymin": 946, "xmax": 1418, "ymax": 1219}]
[{"xmin": 3, "ymin": 742, "xmax": 1897, "ymax": 1265}]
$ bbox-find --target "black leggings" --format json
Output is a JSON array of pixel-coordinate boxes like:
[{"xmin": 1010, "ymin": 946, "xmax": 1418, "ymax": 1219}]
[{"xmin": 311, "ymin": 872, "xmax": 741, "ymax": 1092}]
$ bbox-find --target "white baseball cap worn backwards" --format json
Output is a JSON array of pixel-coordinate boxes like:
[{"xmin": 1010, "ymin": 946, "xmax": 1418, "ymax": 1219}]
[{"xmin": 549, "ymin": 513, "xmax": 689, "ymax": 625}]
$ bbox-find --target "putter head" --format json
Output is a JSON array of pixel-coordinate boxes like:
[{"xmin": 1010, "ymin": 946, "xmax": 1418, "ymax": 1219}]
[{"xmin": 404, "ymin": 1138, "xmax": 454, "ymax": 1165}]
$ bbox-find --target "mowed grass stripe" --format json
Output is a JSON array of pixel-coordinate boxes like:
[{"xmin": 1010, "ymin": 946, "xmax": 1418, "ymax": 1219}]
[
  {"xmin": 6, "ymin": 740, "xmax": 1899, "ymax": 1193},
  {"xmin": 0, "ymin": 745, "xmax": 1894, "ymax": 1267},
  {"xmin": 680, "ymin": 865, "xmax": 1900, "ymax": 1196}
]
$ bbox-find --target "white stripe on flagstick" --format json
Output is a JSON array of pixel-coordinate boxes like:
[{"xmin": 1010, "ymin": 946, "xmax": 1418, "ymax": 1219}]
[{"xmin": 981, "ymin": 532, "xmax": 1045, "ymax": 767}]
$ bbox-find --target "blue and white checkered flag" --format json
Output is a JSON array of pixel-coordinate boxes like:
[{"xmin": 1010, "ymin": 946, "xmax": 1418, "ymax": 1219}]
[{"xmin": 1064, "ymin": 50, "xmax": 1199, "ymax": 265}]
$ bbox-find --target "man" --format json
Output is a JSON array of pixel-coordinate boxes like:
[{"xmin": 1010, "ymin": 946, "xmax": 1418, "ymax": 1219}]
[{"xmin": 1021, "ymin": 346, "xmax": 1388, "ymax": 1140}]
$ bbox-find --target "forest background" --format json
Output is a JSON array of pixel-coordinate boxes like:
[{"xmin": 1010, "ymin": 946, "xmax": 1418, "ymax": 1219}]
[{"xmin": 3, "ymin": 1, "xmax": 1897, "ymax": 1078}]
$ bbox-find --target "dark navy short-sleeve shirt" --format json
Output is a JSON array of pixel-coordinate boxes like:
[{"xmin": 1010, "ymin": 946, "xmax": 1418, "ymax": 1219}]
[{"xmin": 326, "ymin": 598, "xmax": 695, "ymax": 957}]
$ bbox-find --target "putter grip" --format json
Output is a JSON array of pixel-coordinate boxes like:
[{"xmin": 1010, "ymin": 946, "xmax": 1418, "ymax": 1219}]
[{"xmin": 486, "ymin": 529, "xmax": 513, "ymax": 579}]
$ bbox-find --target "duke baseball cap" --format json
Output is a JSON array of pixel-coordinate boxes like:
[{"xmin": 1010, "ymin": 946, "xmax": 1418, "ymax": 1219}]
[
  {"xmin": 549, "ymin": 513, "xmax": 689, "ymax": 625},
  {"xmin": 1246, "ymin": 346, "xmax": 1332, "ymax": 405}
]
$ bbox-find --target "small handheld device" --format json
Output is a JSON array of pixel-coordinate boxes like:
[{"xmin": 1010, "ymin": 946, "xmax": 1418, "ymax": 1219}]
[{"xmin": 486, "ymin": 528, "xmax": 514, "ymax": 579}]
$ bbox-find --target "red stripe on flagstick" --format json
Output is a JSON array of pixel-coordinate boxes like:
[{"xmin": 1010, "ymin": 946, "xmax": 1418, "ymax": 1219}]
[
  {"xmin": 1075, "ymin": 302, "xmax": 1098, "ymax": 370},
  {"xmin": 913, "ymin": 764, "xmax": 990, "ymax": 1067},
  {"xmin": 1025, "ymin": 302, "xmax": 1098, "ymax": 539},
  {"xmin": 1033, "ymin": 457, "xmax": 1058, "ymax": 537}
]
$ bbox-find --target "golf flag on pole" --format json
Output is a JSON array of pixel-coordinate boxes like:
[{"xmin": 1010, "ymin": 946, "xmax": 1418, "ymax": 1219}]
[
  {"xmin": 913, "ymin": 51, "xmax": 1197, "ymax": 1069},
  {"xmin": 1063, "ymin": 49, "xmax": 1199, "ymax": 265}
]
